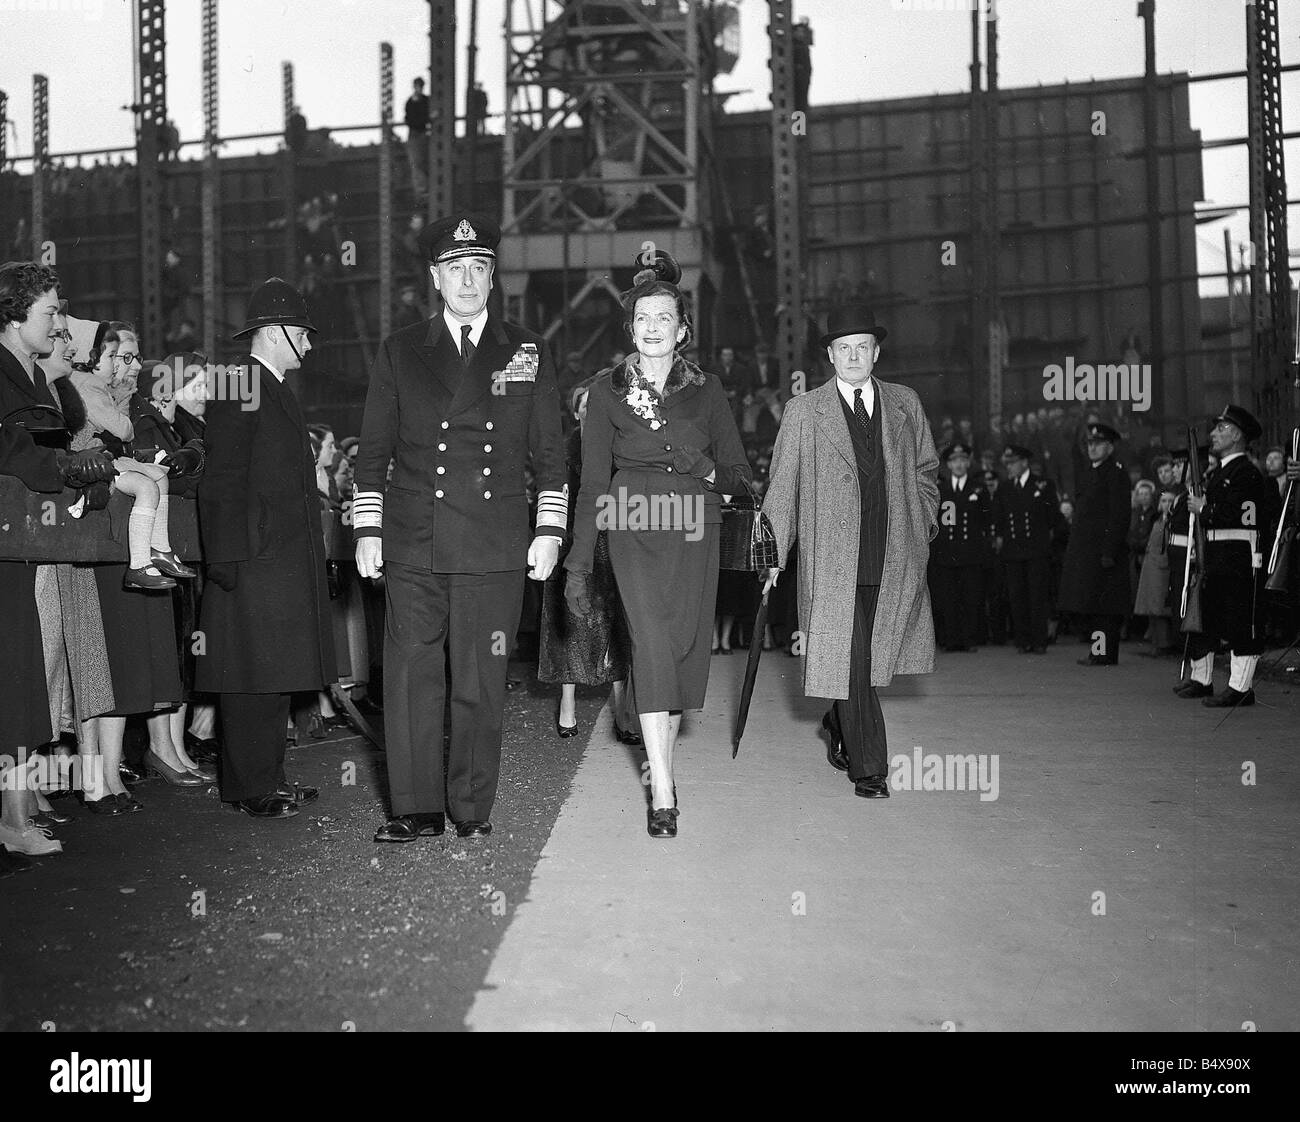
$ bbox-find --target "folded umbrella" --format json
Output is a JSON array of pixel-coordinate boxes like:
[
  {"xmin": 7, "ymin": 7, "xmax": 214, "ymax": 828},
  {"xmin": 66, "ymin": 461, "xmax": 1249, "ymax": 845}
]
[{"xmin": 733, "ymin": 587, "xmax": 771, "ymax": 758}]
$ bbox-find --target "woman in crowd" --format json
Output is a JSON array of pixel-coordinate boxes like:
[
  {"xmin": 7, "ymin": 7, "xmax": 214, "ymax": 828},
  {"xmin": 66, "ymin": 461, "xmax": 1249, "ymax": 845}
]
[
  {"xmin": 539, "ymin": 381, "xmax": 639, "ymax": 744},
  {"xmin": 565, "ymin": 267, "xmax": 750, "ymax": 838},
  {"xmin": 1124, "ymin": 479, "xmax": 1158, "ymax": 641},
  {"xmin": 1133, "ymin": 463, "xmax": 1177, "ymax": 655},
  {"xmin": 131, "ymin": 354, "xmax": 214, "ymax": 779},
  {"xmin": 66, "ymin": 320, "xmax": 202, "ymax": 811}
]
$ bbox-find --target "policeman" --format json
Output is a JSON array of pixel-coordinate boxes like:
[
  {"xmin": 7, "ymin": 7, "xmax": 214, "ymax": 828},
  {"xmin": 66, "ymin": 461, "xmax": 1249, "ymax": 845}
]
[
  {"xmin": 354, "ymin": 213, "xmax": 567, "ymax": 841},
  {"xmin": 929, "ymin": 441, "xmax": 992, "ymax": 651},
  {"xmin": 1181, "ymin": 405, "xmax": 1276, "ymax": 707},
  {"xmin": 1058, "ymin": 422, "xmax": 1131, "ymax": 666},
  {"xmin": 993, "ymin": 444, "xmax": 1058, "ymax": 653}
]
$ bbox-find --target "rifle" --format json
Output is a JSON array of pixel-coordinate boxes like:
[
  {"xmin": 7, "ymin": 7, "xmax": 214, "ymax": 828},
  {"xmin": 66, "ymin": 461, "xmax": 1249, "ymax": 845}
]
[
  {"xmin": 1265, "ymin": 426, "xmax": 1299, "ymax": 593},
  {"xmin": 1179, "ymin": 426, "xmax": 1208, "ymax": 634}
]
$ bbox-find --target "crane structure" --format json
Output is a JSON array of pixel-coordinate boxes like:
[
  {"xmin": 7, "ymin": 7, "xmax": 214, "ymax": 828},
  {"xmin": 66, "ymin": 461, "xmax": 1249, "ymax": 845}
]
[{"xmin": 499, "ymin": 0, "xmax": 728, "ymax": 364}]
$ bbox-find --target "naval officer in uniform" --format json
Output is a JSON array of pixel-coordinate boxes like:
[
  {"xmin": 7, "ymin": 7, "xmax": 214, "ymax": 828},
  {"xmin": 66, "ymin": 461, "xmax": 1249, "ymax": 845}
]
[
  {"xmin": 354, "ymin": 213, "xmax": 567, "ymax": 841},
  {"xmin": 929, "ymin": 440, "xmax": 992, "ymax": 651}
]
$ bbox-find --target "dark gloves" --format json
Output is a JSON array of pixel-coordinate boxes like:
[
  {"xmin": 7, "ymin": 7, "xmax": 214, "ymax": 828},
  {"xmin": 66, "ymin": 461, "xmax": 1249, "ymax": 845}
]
[
  {"xmin": 206, "ymin": 562, "xmax": 238, "ymax": 592},
  {"xmin": 55, "ymin": 447, "xmax": 117, "ymax": 488},
  {"xmin": 564, "ymin": 569, "xmax": 593, "ymax": 618},
  {"xmin": 162, "ymin": 439, "xmax": 206, "ymax": 478},
  {"xmin": 670, "ymin": 445, "xmax": 715, "ymax": 480}
]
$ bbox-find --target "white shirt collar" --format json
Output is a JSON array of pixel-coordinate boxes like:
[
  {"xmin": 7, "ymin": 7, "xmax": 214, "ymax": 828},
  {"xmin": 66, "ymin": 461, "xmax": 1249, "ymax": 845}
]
[
  {"xmin": 952, "ymin": 473, "xmax": 966, "ymax": 491},
  {"xmin": 1018, "ymin": 468, "xmax": 1030, "ymax": 487},
  {"xmin": 250, "ymin": 351, "xmax": 285, "ymax": 383},
  {"xmin": 836, "ymin": 376, "xmax": 874, "ymax": 416},
  {"xmin": 444, "ymin": 307, "xmax": 489, "ymax": 353},
  {"xmin": 1218, "ymin": 451, "xmax": 1244, "ymax": 468}
]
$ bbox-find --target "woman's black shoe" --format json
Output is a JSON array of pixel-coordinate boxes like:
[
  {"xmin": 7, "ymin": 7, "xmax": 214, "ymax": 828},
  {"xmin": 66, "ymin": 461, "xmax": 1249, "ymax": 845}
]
[
  {"xmin": 82, "ymin": 795, "xmax": 126, "ymax": 816},
  {"xmin": 647, "ymin": 806, "xmax": 679, "ymax": 838},
  {"xmin": 614, "ymin": 722, "xmax": 643, "ymax": 746},
  {"xmin": 556, "ymin": 716, "xmax": 578, "ymax": 738}
]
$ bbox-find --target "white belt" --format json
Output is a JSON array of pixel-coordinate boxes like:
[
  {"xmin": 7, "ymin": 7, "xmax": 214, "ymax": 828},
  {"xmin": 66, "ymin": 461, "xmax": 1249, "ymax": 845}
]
[{"xmin": 1170, "ymin": 530, "xmax": 1261, "ymax": 567}]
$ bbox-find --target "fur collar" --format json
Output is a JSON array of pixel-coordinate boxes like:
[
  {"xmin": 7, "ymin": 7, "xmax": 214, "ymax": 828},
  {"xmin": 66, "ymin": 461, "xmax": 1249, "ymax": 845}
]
[{"xmin": 609, "ymin": 353, "xmax": 707, "ymax": 398}]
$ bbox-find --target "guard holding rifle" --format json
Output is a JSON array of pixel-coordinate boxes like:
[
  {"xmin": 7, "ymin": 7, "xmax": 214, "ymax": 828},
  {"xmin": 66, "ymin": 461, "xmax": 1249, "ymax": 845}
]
[{"xmin": 1176, "ymin": 405, "xmax": 1277, "ymax": 708}]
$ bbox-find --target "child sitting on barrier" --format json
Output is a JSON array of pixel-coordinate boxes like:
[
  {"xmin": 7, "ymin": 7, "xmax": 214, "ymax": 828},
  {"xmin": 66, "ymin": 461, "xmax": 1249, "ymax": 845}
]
[{"xmin": 67, "ymin": 318, "xmax": 196, "ymax": 591}]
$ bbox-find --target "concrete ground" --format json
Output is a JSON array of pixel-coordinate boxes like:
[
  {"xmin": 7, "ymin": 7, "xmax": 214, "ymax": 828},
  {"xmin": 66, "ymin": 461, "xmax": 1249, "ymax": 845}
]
[
  {"xmin": 467, "ymin": 641, "xmax": 1300, "ymax": 1032},
  {"xmin": 5, "ymin": 642, "xmax": 1297, "ymax": 1032}
]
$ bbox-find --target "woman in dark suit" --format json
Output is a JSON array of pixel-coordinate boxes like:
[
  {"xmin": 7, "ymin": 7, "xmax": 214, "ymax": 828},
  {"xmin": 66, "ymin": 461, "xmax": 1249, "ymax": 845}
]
[{"xmin": 564, "ymin": 274, "xmax": 750, "ymax": 838}]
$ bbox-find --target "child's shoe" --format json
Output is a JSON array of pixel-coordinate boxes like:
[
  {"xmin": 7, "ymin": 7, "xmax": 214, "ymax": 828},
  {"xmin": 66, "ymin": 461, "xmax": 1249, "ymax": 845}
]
[
  {"xmin": 150, "ymin": 548, "xmax": 197, "ymax": 579},
  {"xmin": 123, "ymin": 565, "xmax": 178, "ymax": 591}
]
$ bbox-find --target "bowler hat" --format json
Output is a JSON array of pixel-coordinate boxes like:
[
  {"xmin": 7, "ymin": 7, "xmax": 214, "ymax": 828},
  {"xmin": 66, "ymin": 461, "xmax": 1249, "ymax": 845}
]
[
  {"xmin": 420, "ymin": 212, "xmax": 500, "ymax": 264},
  {"xmin": 820, "ymin": 305, "xmax": 887, "ymax": 347},
  {"xmin": 234, "ymin": 277, "xmax": 317, "ymax": 338},
  {"xmin": 1211, "ymin": 403, "xmax": 1262, "ymax": 443}
]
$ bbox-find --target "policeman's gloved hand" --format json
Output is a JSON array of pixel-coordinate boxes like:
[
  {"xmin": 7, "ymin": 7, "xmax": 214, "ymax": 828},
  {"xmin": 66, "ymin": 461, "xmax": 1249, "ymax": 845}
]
[
  {"xmin": 1099, "ymin": 554, "xmax": 1116, "ymax": 569},
  {"xmin": 565, "ymin": 570, "xmax": 593, "ymax": 618},
  {"xmin": 206, "ymin": 562, "xmax": 238, "ymax": 592},
  {"xmin": 56, "ymin": 447, "xmax": 117, "ymax": 487},
  {"xmin": 162, "ymin": 440, "xmax": 205, "ymax": 477},
  {"xmin": 670, "ymin": 445, "xmax": 715, "ymax": 479}
]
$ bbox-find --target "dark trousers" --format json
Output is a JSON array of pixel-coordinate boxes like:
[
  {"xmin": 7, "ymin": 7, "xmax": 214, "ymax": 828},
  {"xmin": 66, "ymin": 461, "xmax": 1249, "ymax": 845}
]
[
  {"xmin": 384, "ymin": 563, "xmax": 525, "ymax": 821},
  {"xmin": 825, "ymin": 583, "xmax": 888, "ymax": 780},
  {"xmin": 1086, "ymin": 613, "xmax": 1123, "ymax": 663},
  {"xmin": 1003, "ymin": 556, "xmax": 1050, "ymax": 649},
  {"xmin": 219, "ymin": 692, "xmax": 291, "ymax": 802},
  {"xmin": 931, "ymin": 564, "xmax": 984, "ymax": 649}
]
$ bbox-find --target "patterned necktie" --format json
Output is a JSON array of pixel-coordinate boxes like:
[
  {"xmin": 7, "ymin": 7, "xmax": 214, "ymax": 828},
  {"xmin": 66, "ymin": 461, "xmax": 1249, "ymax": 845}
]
[
  {"xmin": 460, "ymin": 323, "xmax": 476, "ymax": 367},
  {"xmin": 853, "ymin": 387, "xmax": 871, "ymax": 435}
]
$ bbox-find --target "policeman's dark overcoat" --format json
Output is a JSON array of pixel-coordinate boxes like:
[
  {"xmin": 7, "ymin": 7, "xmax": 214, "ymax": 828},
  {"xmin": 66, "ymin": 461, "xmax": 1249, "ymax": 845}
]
[
  {"xmin": 1057, "ymin": 454, "xmax": 1131, "ymax": 616},
  {"xmin": 195, "ymin": 360, "xmax": 336, "ymax": 693},
  {"xmin": 992, "ymin": 472, "xmax": 1058, "ymax": 560},
  {"xmin": 353, "ymin": 314, "xmax": 566, "ymax": 571},
  {"xmin": 932, "ymin": 473, "xmax": 993, "ymax": 567}
]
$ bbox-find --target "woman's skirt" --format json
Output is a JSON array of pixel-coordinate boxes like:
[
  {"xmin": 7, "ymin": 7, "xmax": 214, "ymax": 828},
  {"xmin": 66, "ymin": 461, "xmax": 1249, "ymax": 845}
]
[
  {"xmin": 1133, "ymin": 518, "xmax": 1171, "ymax": 617},
  {"xmin": 608, "ymin": 522, "xmax": 720, "ymax": 713},
  {"xmin": 539, "ymin": 530, "xmax": 630, "ymax": 686},
  {"xmin": 94, "ymin": 563, "xmax": 183, "ymax": 716}
]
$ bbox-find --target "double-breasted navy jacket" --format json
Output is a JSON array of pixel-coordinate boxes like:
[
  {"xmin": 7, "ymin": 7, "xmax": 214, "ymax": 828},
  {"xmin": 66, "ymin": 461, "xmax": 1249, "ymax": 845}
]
[
  {"xmin": 932, "ymin": 472, "xmax": 993, "ymax": 567},
  {"xmin": 354, "ymin": 313, "xmax": 568, "ymax": 573}
]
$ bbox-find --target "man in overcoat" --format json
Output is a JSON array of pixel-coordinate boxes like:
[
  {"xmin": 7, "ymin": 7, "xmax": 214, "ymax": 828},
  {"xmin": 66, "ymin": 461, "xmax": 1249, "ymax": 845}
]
[
  {"xmin": 929, "ymin": 440, "xmax": 992, "ymax": 652},
  {"xmin": 762, "ymin": 306, "xmax": 938, "ymax": 800},
  {"xmin": 196, "ymin": 278, "xmax": 336, "ymax": 819},
  {"xmin": 354, "ymin": 213, "xmax": 567, "ymax": 841},
  {"xmin": 1057, "ymin": 422, "xmax": 1131, "ymax": 666}
]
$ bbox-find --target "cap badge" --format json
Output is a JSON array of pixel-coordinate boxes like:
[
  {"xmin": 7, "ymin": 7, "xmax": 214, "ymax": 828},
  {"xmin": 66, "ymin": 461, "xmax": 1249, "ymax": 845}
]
[{"xmin": 454, "ymin": 219, "xmax": 477, "ymax": 242}]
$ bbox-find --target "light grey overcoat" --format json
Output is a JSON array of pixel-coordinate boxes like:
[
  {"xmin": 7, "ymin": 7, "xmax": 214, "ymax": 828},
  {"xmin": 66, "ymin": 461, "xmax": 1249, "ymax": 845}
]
[{"xmin": 762, "ymin": 377, "xmax": 939, "ymax": 698}]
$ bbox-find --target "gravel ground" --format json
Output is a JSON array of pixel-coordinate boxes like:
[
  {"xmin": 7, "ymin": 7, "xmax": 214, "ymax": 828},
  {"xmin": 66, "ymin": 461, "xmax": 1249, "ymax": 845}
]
[{"xmin": 0, "ymin": 668, "xmax": 610, "ymax": 1032}]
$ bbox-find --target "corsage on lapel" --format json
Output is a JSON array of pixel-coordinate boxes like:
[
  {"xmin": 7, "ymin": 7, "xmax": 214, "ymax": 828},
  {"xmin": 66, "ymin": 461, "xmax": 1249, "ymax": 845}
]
[{"xmin": 625, "ymin": 371, "xmax": 667, "ymax": 431}]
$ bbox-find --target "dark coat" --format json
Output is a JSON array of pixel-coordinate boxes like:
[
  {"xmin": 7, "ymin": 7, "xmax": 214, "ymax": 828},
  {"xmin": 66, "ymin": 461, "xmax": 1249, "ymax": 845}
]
[
  {"xmin": 1057, "ymin": 454, "xmax": 1131, "ymax": 616},
  {"xmin": 355, "ymin": 313, "xmax": 566, "ymax": 572},
  {"xmin": 128, "ymin": 395, "xmax": 206, "ymax": 498},
  {"xmin": 0, "ymin": 348, "xmax": 65, "ymax": 752},
  {"xmin": 993, "ymin": 472, "xmax": 1058, "ymax": 561},
  {"xmin": 196, "ymin": 360, "xmax": 335, "ymax": 694},
  {"xmin": 932, "ymin": 472, "xmax": 992, "ymax": 567},
  {"xmin": 1199, "ymin": 453, "xmax": 1274, "ymax": 647},
  {"xmin": 566, "ymin": 357, "xmax": 752, "ymax": 575}
]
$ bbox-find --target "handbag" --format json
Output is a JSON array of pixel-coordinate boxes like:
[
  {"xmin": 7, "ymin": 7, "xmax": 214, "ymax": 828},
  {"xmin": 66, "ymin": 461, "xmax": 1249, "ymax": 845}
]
[{"xmin": 719, "ymin": 475, "xmax": 779, "ymax": 572}]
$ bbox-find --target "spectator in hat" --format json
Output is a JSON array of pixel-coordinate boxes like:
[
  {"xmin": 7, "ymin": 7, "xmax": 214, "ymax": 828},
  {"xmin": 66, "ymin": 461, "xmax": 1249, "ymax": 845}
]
[{"xmin": 1057, "ymin": 422, "xmax": 1131, "ymax": 666}]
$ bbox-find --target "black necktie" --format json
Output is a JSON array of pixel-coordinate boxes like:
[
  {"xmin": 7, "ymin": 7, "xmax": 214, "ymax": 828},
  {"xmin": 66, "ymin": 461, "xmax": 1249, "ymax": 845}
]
[
  {"xmin": 853, "ymin": 388, "xmax": 871, "ymax": 436},
  {"xmin": 460, "ymin": 323, "xmax": 475, "ymax": 367}
]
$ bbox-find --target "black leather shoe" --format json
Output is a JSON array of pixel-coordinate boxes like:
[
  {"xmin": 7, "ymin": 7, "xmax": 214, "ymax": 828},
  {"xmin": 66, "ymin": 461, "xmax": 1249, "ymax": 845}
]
[
  {"xmin": 556, "ymin": 715, "xmax": 578, "ymax": 738},
  {"xmin": 1202, "ymin": 687, "xmax": 1255, "ymax": 708},
  {"xmin": 614, "ymin": 722, "xmax": 643, "ymax": 746},
  {"xmin": 646, "ymin": 806, "xmax": 679, "ymax": 838},
  {"xmin": 307, "ymin": 712, "xmax": 327, "ymax": 740},
  {"xmin": 1028, "ymin": 645, "xmax": 1048, "ymax": 654},
  {"xmin": 1173, "ymin": 680, "xmax": 1214, "ymax": 699},
  {"xmin": 854, "ymin": 775, "xmax": 891, "ymax": 799},
  {"xmin": 82, "ymin": 794, "xmax": 126, "ymax": 816},
  {"xmin": 234, "ymin": 794, "xmax": 299, "ymax": 819},
  {"xmin": 277, "ymin": 781, "xmax": 319, "ymax": 806},
  {"xmin": 821, "ymin": 712, "xmax": 849, "ymax": 772},
  {"xmin": 1076, "ymin": 655, "xmax": 1118, "ymax": 666},
  {"xmin": 184, "ymin": 730, "xmax": 221, "ymax": 763},
  {"xmin": 374, "ymin": 812, "xmax": 446, "ymax": 842},
  {"xmin": 119, "ymin": 763, "xmax": 146, "ymax": 786},
  {"xmin": 455, "ymin": 820, "xmax": 492, "ymax": 839}
]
